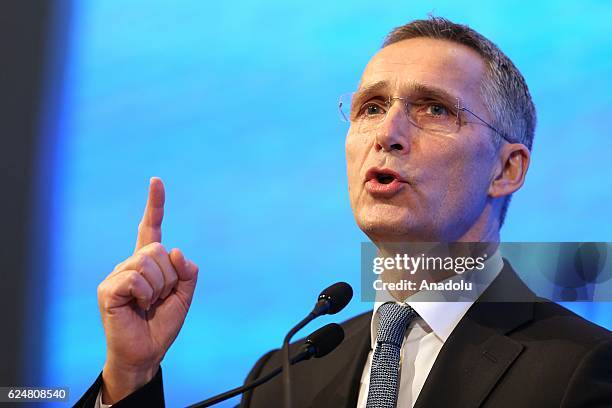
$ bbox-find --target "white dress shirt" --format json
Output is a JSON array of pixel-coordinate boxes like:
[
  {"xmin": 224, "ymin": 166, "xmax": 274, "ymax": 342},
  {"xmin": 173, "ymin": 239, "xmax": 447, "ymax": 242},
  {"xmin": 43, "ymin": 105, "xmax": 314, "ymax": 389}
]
[
  {"xmin": 356, "ymin": 250, "xmax": 503, "ymax": 408},
  {"xmin": 96, "ymin": 390, "xmax": 111, "ymax": 408}
]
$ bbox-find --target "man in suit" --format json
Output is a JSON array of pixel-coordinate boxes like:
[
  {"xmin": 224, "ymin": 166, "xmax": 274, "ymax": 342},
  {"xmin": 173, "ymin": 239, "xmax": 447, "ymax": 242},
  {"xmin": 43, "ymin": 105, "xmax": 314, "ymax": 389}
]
[{"xmin": 76, "ymin": 17, "xmax": 612, "ymax": 407}]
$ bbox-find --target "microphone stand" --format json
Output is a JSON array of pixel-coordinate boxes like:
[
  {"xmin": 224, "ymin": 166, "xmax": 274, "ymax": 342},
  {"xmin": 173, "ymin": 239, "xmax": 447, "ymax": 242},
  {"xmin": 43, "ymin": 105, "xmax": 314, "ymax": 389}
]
[
  {"xmin": 188, "ymin": 350, "xmax": 310, "ymax": 408},
  {"xmin": 189, "ymin": 322, "xmax": 344, "ymax": 408},
  {"xmin": 281, "ymin": 300, "xmax": 331, "ymax": 408}
]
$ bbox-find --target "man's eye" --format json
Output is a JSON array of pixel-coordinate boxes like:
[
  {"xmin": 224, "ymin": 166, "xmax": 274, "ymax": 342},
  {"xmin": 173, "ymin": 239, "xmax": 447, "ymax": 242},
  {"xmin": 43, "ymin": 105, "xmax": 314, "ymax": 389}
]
[
  {"xmin": 362, "ymin": 103, "xmax": 385, "ymax": 116},
  {"xmin": 426, "ymin": 103, "xmax": 448, "ymax": 117}
]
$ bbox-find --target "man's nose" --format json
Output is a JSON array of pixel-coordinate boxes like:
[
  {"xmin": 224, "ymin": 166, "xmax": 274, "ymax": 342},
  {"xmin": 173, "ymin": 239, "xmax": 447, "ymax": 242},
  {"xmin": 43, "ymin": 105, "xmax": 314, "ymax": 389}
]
[{"xmin": 374, "ymin": 103, "xmax": 414, "ymax": 154}]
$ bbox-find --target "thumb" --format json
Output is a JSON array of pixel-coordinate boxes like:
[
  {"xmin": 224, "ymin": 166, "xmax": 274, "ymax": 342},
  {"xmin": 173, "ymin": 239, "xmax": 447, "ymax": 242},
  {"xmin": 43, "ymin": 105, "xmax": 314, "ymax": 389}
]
[{"xmin": 169, "ymin": 248, "xmax": 199, "ymax": 307}]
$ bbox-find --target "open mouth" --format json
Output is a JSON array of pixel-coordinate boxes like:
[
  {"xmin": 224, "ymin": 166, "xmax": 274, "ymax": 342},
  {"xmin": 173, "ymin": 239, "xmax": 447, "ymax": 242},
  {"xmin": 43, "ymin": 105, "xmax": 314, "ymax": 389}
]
[
  {"xmin": 376, "ymin": 173, "xmax": 396, "ymax": 184},
  {"xmin": 365, "ymin": 167, "xmax": 404, "ymax": 184},
  {"xmin": 364, "ymin": 167, "xmax": 406, "ymax": 197}
]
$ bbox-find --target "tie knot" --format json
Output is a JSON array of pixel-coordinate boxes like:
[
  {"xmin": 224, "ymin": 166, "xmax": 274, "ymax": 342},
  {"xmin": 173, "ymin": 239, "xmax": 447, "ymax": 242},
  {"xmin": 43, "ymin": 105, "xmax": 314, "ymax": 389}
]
[{"xmin": 375, "ymin": 302, "xmax": 416, "ymax": 347}]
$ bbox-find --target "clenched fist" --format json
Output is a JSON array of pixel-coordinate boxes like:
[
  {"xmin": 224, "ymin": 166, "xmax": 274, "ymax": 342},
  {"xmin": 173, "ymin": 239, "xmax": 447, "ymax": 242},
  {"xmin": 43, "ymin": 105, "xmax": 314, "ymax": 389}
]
[{"xmin": 97, "ymin": 177, "xmax": 199, "ymax": 403}]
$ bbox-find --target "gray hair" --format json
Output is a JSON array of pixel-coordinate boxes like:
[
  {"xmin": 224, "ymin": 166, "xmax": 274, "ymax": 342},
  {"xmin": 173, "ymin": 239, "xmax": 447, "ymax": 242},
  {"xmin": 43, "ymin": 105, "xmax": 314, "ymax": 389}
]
[{"xmin": 382, "ymin": 16, "xmax": 536, "ymax": 226}]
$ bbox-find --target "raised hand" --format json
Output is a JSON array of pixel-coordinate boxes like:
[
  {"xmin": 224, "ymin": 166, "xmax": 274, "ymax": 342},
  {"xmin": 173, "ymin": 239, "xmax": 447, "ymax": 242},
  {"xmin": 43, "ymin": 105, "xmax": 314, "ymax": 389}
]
[{"xmin": 97, "ymin": 177, "xmax": 199, "ymax": 403}]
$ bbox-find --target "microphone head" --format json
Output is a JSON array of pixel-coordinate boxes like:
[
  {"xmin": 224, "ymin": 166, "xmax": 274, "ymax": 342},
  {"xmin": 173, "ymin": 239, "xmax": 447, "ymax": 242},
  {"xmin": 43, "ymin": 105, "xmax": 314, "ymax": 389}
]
[
  {"xmin": 304, "ymin": 323, "xmax": 345, "ymax": 358},
  {"xmin": 317, "ymin": 282, "xmax": 353, "ymax": 315}
]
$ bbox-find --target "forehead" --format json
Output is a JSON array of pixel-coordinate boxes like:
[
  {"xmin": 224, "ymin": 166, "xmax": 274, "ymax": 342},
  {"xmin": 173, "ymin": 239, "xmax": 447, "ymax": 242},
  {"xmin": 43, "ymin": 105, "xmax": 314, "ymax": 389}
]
[{"xmin": 360, "ymin": 38, "xmax": 486, "ymax": 105}]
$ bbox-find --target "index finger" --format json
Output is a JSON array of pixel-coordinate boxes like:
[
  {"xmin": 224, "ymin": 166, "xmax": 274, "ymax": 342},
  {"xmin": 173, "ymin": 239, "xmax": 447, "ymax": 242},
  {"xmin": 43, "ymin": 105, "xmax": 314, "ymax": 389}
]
[{"xmin": 135, "ymin": 177, "xmax": 165, "ymax": 253}]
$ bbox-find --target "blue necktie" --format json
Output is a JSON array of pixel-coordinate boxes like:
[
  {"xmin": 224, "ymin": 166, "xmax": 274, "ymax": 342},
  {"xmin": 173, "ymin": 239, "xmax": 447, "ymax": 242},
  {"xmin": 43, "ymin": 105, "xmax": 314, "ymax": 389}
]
[{"xmin": 366, "ymin": 302, "xmax": 417, "ymax": 408}]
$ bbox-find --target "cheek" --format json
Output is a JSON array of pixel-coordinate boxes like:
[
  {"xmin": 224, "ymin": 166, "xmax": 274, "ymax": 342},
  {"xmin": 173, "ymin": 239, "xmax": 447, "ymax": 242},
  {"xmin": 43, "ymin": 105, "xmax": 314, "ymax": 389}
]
[
  {"xmin": 443, "ymin": 139, "xmax": 494, "ymax": 204},
  {"xmin": 345, "ymin": 130, "xmax": 369, "ymax": 187},
  {"xmin": 422, "ymin": 136, "xmax": 493, "ymax": 205},
  {"xmin": 345, "ymin": 129, "xmax": 363, "ymax": 163}
]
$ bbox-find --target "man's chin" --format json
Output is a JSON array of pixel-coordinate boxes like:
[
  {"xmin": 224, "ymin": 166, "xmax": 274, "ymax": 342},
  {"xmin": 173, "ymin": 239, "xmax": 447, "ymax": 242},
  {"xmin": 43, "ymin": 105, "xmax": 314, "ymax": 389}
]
[
  {"xmin": 355, "ymin": 205, "xmax": 438, "ymax": 242},
  {"xmin": 357, "ymin": 216, "xmax": 413, "ymax": 241}
]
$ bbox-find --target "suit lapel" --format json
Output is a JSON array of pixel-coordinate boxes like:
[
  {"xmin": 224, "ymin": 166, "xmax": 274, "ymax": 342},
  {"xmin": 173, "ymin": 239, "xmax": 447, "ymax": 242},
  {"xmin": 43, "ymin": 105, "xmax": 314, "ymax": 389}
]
[
  {"xmin": 310, "ymin": 312, "xmax": 372, "ymax": 408},
  {"xmin": 414, "ymin": 261, "xmax": 535, "ymax": 408}
]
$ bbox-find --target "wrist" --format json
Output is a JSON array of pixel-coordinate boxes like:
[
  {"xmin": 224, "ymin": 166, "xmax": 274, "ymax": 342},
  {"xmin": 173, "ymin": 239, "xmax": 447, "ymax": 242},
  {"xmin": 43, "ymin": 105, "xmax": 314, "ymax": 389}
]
[{"xmin": 101, "ymin": 358, "xmax": 160, "ymax": 404}]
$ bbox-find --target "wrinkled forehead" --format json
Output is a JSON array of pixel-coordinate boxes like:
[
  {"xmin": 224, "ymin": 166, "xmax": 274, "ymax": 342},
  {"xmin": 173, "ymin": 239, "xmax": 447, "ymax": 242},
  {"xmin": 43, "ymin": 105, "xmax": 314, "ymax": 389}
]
[{"xmin": 359, "ymin": 38, "xmax": 487, "ymax": 108}]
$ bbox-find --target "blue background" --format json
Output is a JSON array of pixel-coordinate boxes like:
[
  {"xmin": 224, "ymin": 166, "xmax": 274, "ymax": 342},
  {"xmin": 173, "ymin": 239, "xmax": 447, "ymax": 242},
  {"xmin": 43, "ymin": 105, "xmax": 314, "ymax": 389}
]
[{"xmin": 35, "ymin": 1, "xmax": 612, "ymax": 406}]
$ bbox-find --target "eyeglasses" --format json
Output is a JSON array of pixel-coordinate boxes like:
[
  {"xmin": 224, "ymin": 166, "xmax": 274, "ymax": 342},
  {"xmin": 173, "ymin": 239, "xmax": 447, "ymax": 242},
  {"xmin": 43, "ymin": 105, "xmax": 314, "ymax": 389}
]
[{"xmin": 338, "ymin": 92, "xmax": 511, "ymax": 142}]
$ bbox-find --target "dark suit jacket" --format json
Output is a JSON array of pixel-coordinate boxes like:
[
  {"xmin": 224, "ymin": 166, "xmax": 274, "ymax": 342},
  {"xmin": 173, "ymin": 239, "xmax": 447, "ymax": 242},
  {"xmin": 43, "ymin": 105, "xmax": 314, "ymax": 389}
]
[{"xmin": 75, "ymin": 262, "xmax": 612, "ymax": 407}]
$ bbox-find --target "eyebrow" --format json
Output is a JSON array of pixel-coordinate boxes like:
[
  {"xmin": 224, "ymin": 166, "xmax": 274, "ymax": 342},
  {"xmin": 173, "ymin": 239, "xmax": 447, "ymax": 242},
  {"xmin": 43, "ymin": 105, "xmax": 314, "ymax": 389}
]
[{"xmin": 355, "ymin": 80, "xmax": 459, "ymax": 106}]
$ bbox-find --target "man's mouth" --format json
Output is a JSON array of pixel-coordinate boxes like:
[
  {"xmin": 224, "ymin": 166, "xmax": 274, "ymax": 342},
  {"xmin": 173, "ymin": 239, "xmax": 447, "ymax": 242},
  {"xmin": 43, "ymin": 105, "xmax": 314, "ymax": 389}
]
[
  {"xmin": 364, "ymin": 167, "xmax": 407, "ymax": 197},
  {"xmin": 376, "ymin": 173, "xmax": 396, "ymax": 184}
]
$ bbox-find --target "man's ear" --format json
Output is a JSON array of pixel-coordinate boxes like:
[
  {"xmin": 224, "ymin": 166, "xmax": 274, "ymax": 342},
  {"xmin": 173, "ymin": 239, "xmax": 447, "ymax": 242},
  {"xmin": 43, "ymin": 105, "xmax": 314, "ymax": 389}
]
[{"xmin": 489, "ymin": 143, "xmax": 530, "ymax": 198}]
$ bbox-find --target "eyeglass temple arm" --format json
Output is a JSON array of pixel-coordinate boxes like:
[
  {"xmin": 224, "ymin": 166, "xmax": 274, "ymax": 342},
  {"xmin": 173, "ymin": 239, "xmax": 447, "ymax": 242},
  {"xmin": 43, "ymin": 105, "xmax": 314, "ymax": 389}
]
[
  {"xmin": 456, "ymin": 100, "xmax": 512, "ymax": 142},
  {"xmin": 338, "ymin": 101, "xmax": 350, "ymax": 122}
]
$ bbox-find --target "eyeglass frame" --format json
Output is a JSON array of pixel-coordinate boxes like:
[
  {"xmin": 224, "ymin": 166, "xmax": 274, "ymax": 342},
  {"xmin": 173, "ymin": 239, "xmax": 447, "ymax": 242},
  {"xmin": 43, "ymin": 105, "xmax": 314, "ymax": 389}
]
[{"xmin": 338, "ymin": 93, "xmax": 513, "ymax": 143}]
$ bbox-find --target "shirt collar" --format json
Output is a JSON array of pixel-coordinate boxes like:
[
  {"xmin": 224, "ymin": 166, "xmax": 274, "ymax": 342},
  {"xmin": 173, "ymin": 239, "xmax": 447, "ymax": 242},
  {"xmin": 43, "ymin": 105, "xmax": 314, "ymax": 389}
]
[{"xmin": 369, "ymin": 249, "xmax": 503, "ymax": 348}]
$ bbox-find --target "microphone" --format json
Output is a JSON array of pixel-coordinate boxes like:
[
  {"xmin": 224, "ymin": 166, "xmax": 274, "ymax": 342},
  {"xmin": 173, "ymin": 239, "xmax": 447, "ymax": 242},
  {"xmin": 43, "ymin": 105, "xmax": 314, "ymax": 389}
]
[
  {"xmin": 187, "ymin": 323, "xmax": 345, "ymax": 408},
  {"xmin": 282, "ymin": 282, "xmax": 353, "ymax": 408},
  {"xmin": 301, "ymin": 322, "xmax": 345, "ymax": 358},
  {"xmin": 312, "ymin": 282, "xmax": 354, "ymax": 317}
]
